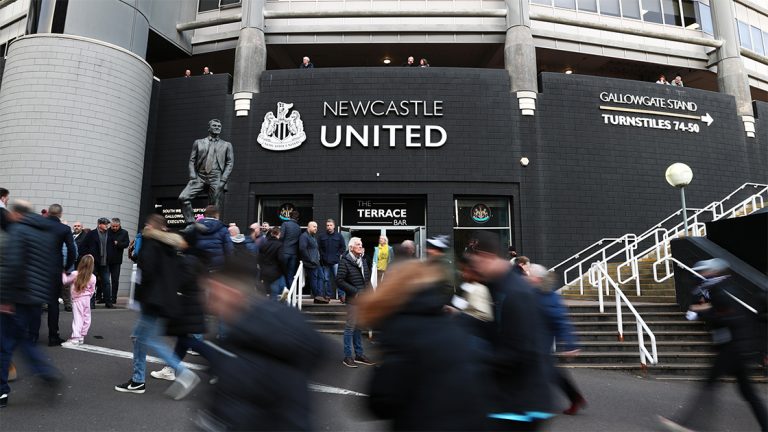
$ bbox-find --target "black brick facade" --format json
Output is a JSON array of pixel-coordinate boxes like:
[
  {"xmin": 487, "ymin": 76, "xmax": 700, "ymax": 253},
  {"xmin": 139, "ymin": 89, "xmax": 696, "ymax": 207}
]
[{"xmin": 143, "ymin": 70, "xmax": 767, "ymax": 267}]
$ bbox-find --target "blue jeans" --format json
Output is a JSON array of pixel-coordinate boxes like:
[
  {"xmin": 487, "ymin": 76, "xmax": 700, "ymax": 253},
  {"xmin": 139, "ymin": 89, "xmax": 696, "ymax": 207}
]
[
  {"xmin": 306, "ymin": 266, "xmax": 323, "ymax": 297},
  {"xmin": 1, "ymin": 304, "xmax": 59, "ymax": 395},
  {"xmin": 94, "ymin": 264, "xmax": 112, "ymax": 306},
  {"xmin": 343, "ymin": 304, "xmax": 363, "ymax": 358},
  {"xmin": 131, "ymin": 312, "xmax": 186, "ymax": 383},
  {"xmin": 269, "ymin": 276, "xmax": 287, "ymax": 301},
  {"xmin": 322, "ymin": 264, "xmax": 343, "ymax": 299},
  {"xmin": 283, "ymin": 255, "xmax": 298, "ymax": 291}
]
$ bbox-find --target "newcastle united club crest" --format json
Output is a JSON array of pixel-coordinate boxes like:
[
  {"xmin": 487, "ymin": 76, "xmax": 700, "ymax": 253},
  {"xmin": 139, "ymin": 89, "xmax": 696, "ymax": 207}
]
[{"xmin": 257, "ymin": 102, "xmax": 306, "ymax": 151}]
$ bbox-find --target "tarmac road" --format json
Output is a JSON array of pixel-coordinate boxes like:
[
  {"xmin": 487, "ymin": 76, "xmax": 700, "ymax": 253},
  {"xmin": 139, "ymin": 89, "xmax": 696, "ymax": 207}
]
[{"xmin": 0, "ymin": 307, "xmax": 765, "ymax": 432}]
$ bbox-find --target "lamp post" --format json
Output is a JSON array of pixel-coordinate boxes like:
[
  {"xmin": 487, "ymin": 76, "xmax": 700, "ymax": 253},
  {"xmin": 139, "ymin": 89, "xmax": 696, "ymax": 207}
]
[{"xmin": 665, "ymin": 163, "xmax": 694, "ymax": 236}]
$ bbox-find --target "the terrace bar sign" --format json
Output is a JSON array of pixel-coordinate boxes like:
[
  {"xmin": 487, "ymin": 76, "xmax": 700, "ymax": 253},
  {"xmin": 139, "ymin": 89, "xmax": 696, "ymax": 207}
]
[
  {"xmin": 342, "ymin": 197, "xmax": 426, "ymax": 226},
  {"xmin": 321, "ymin": 100, "xmax": 447, "ymax": 148}
]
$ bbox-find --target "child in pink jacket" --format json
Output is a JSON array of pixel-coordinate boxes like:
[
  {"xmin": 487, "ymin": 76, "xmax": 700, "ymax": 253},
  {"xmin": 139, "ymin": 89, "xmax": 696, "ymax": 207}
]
[{"xmin": 61, "ymin": 255, "xmax": 96, "ymax": 346}]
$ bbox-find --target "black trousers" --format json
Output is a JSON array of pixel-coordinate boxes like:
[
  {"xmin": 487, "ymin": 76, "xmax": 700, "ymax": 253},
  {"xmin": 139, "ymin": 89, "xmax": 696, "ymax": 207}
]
[
  {"xmin": 109, "ymin": 263, "xmax": 122, "ymax": 304},
  {"xmin": 675, "ymin": 347, "xmax": 767, "ymax": 431},
  {"xmin": 47, "ymin": 293, "xmax": 61, "ymax": 341}
]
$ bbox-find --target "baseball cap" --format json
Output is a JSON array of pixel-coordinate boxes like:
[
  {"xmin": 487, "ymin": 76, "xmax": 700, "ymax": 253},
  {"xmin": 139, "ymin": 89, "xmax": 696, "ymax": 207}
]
[
  {"xmin": 426, "ymin": 235, "xmax": 450, "ymax": 250},
  {"xmin": 691, "ymin": 258, "xmax": 729, "ymax": 274}
]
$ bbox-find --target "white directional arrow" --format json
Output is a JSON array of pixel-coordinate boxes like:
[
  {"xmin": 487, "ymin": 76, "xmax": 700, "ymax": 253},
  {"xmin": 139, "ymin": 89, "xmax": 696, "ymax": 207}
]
[{"xmin": 701, "ymin": 113, "xmax": 714, "ymax": 126}]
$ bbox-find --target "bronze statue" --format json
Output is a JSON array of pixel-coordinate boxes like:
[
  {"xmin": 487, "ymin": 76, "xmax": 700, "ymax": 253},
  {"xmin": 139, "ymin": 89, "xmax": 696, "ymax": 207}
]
[{"xmin": 179, "ymin": 119, "xmax": 234, "ymax": 223}]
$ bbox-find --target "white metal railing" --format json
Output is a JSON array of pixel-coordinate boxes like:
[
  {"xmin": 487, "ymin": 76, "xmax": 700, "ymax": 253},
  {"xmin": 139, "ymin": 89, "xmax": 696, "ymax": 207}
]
[
  {"xmin": 285, "ymin": 262, "xmax": 305, "ymax": 309},
  {"xmin": 553, "ymin": 183, "xmax": 767, "ymax": 297},
  {"xmin": 653, "ymin": 256, "xmax": 706, "ymax": 283},
  {"xmin": 591, "ymin": 262, "xmax": 658, "ymax": 367}
]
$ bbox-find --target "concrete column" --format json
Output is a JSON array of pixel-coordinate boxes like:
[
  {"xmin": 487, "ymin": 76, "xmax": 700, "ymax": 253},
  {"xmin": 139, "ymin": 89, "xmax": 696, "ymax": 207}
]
[
  {"xmin": 0, "ymin": 34, "xmax": 153, "ymax": 297},
  {"xmin": 233, "ymin": 0, "xmax": 267, "ymax": 117},
  {"xmin": 711, "ymin": 0, "xmax": 755, "ymax": 137},
  {"xmin": 504, "ymin": 0, "xmax": 538, "ymax": 116}
]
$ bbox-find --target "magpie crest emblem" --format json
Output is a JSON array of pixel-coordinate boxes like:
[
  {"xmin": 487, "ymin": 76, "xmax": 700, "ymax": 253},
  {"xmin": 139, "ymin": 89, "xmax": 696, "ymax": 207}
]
[{"xmin": 257, "ymin": 102, "xmax": 306, "ymax": 151}]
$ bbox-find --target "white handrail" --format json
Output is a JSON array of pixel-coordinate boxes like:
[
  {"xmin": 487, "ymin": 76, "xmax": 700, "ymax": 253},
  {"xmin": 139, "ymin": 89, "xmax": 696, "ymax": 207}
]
[
  {"xmin": 553, "ymin": 183, "xmax": 767, "ymax": 299},
  {"xmin": 285, "ymin": 262, "xmax": 305, "ymax": 309},
  {"xmin": 653, "ymin": 256, "xmax": 706, "ymax": 283},
  {"xmin": 591, "ymin": 262, "xmax": 658, "ymax": 366}
]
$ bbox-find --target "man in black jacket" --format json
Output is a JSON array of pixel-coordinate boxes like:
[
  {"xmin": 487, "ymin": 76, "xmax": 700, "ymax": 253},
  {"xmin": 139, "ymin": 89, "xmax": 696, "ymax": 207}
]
[
  {"xmin": 107, "ymin": 218, "xmax": 130, "ymax": 305},
  {"xmin": 280, "ymin": 210, "xmax": 301, "ymax": 289},
  {"xmin": 0, "ymin": 188, "xmax": 9, "ymax": 231},
  {"xmin": 0, "ymin": 200, "xmax": 63, "ymax": 408},
  {"xmin": 81, "ymin": 217, "xmax": 114, "ymax": 308},
  {"xmin": 335, "ymin": 237, "xmax": 373, "ymax": 368},
  {"xmin": 299, "ymin": 221, "xmax": 324, "ymax": 303},
  {"xmin": 44, "ymin": 204, "xmax": 77, "ymax": 346},
  {"xmin": 318, "ymin": 219, "xmax": 346, "ymax": 302}
]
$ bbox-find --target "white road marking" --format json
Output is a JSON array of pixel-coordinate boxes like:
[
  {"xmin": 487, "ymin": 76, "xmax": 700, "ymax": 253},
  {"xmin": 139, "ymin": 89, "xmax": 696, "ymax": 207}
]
[
  {"xmin": 64, "ymin": 343, "xmax": 367, "ymax": 396},
  {"xmin": 64, "ymin": 343, "xmax": 208, "ymax": 371}
]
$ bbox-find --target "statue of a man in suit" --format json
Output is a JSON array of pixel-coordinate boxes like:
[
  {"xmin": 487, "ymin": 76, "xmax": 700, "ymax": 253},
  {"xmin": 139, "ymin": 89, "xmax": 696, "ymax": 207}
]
[{"xmin": 178, "ymin": 119, "xmax": 234, "ymax": 223}]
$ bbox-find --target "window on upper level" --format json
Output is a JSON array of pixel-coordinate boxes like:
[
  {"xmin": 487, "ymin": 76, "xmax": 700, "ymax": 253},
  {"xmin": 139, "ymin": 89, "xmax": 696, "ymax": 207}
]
[
  {"xmin": 737, "ymin": 20, "xmax": 752, "ymax": 50},
  {"xmin": 661, "ymin": 0, "xmax": 682, "ymax": 26},
  {"xmin": 750, "ymin": 25, "xmax": 765, "ymax": 56},
  {"xmin": 199, "ymin": 0, "xmax": 240, "ymax": 13},
  {"xmin": 578, "ymin": 0, "xmax": 598, "ymax": 13},
  {"xmin": 697, "ymin": 3, "xmax": 713, "ymax": 34},
  {"xmin": 532, "ymin": 0, "xmax": 713, "ymax": 32},
  {"xmin": 554, "ymin": 0, "xmax": 576, "ymax": 9},
  {"xmin": 641, "ymin": 0, "xmax": 663, "ymax": 24},
  {"xmin": 620, "ymin": 0, "xmax": 641, "ymax": 19},
  {"xmin": 599, "ymin": 0, "xmax": 621, "ymax": 17}
]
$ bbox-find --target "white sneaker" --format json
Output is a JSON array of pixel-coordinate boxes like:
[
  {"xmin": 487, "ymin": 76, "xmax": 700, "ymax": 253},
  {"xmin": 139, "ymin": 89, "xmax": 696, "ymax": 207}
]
[
  {"xmin": 165, "ymin": 369, "xmax": 200, "ymax": 400},
  {"xmin": 279, "ymin": 287, "xmax": 290, "ymax": 302},
  {"xmin": 186, "ymin": 349, "xmax": 200, "ymax": 356},
  {"xmin": 61, "ymin": 339, "xmax": 81, "ymax": 348},
  {"xmin": 150, "ymin": 366, "xmax": 176, "ymax": 381}
]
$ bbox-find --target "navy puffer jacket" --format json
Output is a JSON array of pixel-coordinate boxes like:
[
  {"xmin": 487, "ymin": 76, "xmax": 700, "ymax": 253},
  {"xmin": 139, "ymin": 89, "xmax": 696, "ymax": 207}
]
[
  {"xmin": 191, "ymin": 218, "xmax": 232, "ymax": 269},
  {"xmin": 0, "ymin": 213, "xmax": 60, "ymax": 305}
]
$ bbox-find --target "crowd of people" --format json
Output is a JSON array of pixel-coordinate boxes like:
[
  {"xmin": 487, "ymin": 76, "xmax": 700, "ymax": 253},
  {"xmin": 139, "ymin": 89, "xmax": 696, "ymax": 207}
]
[{"xmin": 1, "ymin": 185, "xmax": 765, "ymax": 431}]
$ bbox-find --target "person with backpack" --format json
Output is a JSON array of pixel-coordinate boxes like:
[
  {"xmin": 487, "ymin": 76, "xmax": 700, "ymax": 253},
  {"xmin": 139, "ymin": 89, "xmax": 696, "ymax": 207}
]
[{"xmin": 114, "ymin": 214, "xmax": 200, "ymax": 400}]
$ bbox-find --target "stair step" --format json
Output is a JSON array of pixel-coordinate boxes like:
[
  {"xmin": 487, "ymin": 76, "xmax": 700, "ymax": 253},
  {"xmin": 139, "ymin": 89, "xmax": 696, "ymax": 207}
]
[
  {"xmin": 567, "ymin": 312, "xmax": 685, "ymax": 322},
  {"xmin": 575, "ymin": 331, "xmax": 711, "ymax": 342},
  {"xmin": 558, "ymin": 352, "xmax": 715, "ymax": 365},
  {"xmin": 562, "ymin": 341, "xmax": 712, "ymax": 352}
]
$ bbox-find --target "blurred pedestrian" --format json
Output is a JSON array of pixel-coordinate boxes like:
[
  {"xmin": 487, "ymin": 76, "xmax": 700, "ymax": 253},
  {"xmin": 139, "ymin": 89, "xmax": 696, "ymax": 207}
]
[
  {"xmin": 336, "ymin": 237, "xmax": 374, "ymax": 368},
  {"xmin": 395, "ymin": 240, "xmax": 417, "ymax": 261},
  {"xmin": 528, "ymin": 264, "xmax": 586, "ymax": 416},
  {"xmin": 114, "ymin": 214, "xmax": 200, "ymax": 399},
  {"xmin": 61, "ymin": 255, "xmax": 96, "ymax": 347},
  {"xmin": 358, "ymin": 259, "xmax": 487, "ymax": 430},
  {"xmin": 659, "ymin": 258, "xmax": 767, "ymax": 432},
  {"xmin": 466, "ymin": 232, "xmax": 554, "ymax": 431},
  {"xmin": 0, "ymin": 200, "xmax": 63, "ymax": 408},
  {"xmin": 196, "ymin": 254, "xmax": 325, "ymax": 431},
  {"xmin": 0, "ymin": 188, "xmax": 9, "ymax": 231}
]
